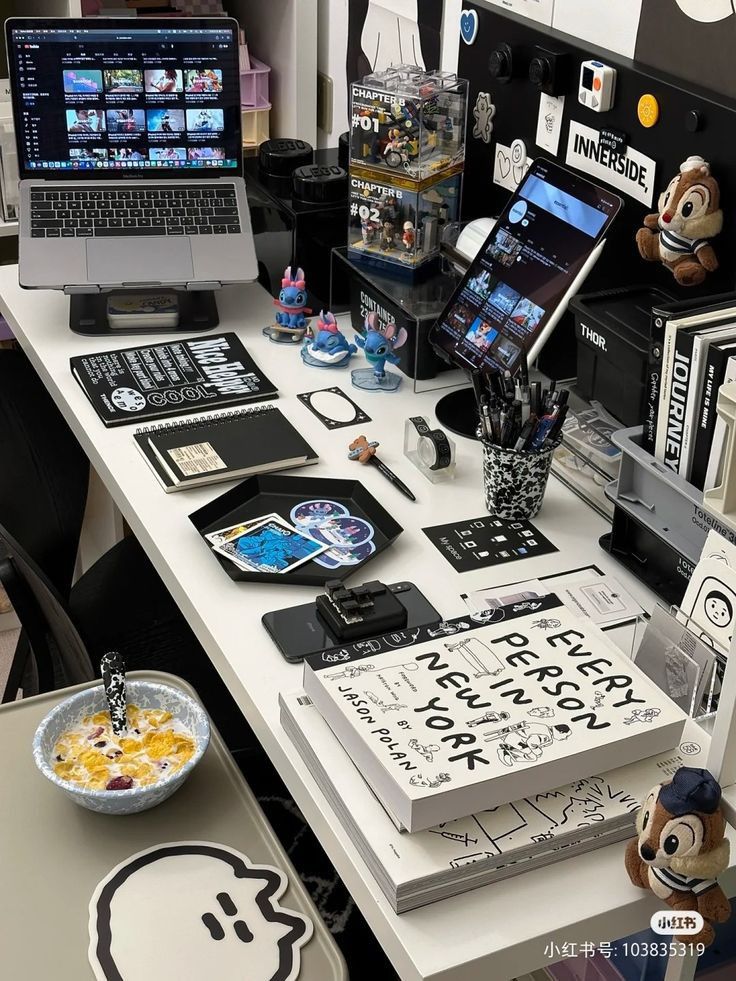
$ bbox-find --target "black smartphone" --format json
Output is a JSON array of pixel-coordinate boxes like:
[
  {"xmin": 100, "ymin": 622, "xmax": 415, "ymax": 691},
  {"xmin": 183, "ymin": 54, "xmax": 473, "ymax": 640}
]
[{"xmin": 262, "ymin": 581, "xmax": 441, "ymax": 663}]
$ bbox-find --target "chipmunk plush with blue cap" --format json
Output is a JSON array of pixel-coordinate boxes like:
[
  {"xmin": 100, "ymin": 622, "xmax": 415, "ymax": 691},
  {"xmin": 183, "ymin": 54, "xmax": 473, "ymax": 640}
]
[{"xmin": 625, "ymin": 767, "xmax": 731, "ymax": 946}]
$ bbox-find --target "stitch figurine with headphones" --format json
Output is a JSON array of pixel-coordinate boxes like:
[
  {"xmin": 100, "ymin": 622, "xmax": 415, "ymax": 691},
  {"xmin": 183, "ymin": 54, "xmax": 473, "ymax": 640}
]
[
  {"xmin": 636, "ymin": 156, "xmax": 723, "ymax": 287},
  {"xmin": 624, "ymin": 766, "xmax": 731, "ymax": 947},
  {"xmin": 351, "ymin": 312, "xmax": 408, "ymax": 392}
]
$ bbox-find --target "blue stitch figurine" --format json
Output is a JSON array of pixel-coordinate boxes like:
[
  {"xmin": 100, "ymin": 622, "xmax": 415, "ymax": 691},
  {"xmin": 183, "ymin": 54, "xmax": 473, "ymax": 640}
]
[
  {"xmin": 351, "ymin": 312, "xmax": 408, "ymax": 392},
  {"xmin": 263, "ymin": 265, "xmax": 312, "ymax": 343},
  {"xmin": 301, "ymin": 310, "xmax": 357, "ymax": 368}
]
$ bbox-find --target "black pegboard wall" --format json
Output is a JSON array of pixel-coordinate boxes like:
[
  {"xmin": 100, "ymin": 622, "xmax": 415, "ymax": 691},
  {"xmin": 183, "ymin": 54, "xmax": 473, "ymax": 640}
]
[{"xmin": 458, "ymin": 3, "xmax": 736, "ymax": 306}]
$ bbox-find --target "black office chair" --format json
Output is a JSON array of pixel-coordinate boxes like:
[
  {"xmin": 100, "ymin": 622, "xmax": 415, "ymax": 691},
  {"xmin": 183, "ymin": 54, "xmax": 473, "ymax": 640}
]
[{"xmin": 0, "ymin": 348, "xmax": 250, "ymax": 748}]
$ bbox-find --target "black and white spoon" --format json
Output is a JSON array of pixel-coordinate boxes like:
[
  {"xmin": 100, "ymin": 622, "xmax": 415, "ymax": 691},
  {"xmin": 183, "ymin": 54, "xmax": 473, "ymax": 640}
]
[{"xmin": 100, "ymin": 651, "xmax": 128, "ymax": 737}]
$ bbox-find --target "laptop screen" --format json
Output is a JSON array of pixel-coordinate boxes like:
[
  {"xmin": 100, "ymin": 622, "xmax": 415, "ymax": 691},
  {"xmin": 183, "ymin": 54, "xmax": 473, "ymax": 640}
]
[{"xmin": 6, "ymin": 19, "xmax": 242, "ymax": 179}]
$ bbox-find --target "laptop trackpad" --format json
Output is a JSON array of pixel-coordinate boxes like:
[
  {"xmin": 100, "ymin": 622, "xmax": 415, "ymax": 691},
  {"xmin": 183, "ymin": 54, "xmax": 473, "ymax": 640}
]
[{"xmin": 86, "ymin": 237, "xmax": 194, "ymax": 285}]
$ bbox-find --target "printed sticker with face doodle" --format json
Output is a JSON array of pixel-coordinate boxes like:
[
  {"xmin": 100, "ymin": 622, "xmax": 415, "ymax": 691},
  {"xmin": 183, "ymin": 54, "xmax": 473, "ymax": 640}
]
[
  {"xmin": 88, "ymin": 842, "xmax": 313, "ymax": 981},
  {"xmin": 682, "ymin": 564, "xmax": 736, "ymax": 653}
]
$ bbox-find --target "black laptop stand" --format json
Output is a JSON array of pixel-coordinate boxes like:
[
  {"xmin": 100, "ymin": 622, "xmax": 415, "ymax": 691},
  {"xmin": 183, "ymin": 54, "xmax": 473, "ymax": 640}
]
[{"xmin": 68, "ymin": 289, "xmax": 219, "ymax": 336}]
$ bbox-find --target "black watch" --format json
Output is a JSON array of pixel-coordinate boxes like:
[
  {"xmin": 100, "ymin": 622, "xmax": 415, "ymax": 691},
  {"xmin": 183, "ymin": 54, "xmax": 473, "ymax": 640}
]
[{"xmin": 409, "ymin": 416, "xmax": 452, "ymax": 470}]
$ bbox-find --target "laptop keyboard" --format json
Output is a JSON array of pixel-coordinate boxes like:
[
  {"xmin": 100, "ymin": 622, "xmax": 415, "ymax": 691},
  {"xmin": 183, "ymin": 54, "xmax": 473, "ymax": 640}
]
[{"xmin": 29, "ymin": 184, "xmax": 241, "ymax": 238}]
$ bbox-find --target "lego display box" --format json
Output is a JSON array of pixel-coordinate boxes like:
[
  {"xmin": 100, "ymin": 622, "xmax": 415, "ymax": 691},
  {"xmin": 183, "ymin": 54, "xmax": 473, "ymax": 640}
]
[
  {"xmin": 349, "ymin": 67, "xmax": 468, "ymax": 184},
  {"xmin": 347, "ymin": 169, "xmax": 461, "ymax": 275}
]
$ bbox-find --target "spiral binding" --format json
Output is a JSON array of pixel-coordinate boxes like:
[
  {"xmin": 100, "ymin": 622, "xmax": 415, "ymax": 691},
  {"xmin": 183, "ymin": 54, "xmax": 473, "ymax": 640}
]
[{"xmin": 135, "ymin": 404, "xmax": 275, "ymax": 436}]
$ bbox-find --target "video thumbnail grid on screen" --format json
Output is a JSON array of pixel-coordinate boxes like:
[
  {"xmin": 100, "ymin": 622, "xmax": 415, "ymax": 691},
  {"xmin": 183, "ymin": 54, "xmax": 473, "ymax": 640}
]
[
  {"xmin": 61, "ymin": 73, "xmax": 226, "ymax": 166},
  {"xmin": 12, "ymin": 26, "xmax": 236, "ymax": 172}
]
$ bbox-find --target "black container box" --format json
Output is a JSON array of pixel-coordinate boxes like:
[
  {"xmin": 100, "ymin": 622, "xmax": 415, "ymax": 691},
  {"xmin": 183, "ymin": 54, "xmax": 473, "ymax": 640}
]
[
  {"xmin": 331, "ymin": 246, "xmax": 461, "ymax": 381},
  {"xmin": 244, "ymin": 141, "xmax": 348, "ymax": 314},
  {"xmin": 570, "ymin": 286, "xmax": 675, "ymax": 426}
]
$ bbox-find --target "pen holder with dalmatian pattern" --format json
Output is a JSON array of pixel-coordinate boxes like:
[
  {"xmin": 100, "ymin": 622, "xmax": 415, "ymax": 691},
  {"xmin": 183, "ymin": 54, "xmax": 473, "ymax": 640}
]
[{"xmin": 481, "ymin": 439, "xmax": 558, "ymax": 520}]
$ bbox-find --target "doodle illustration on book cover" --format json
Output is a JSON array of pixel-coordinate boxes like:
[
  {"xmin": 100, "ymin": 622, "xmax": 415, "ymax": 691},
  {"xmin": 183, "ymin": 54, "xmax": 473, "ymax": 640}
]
[
  {"xmin": 365, "ymin": 691, "xmax": 407, "ymax": 713},
  {"xmin": 408, "ymin": 739, "xmax": 440, "ymax": 763},
  {"xmin": 308, "ymin": 596, "xmax": 685, "ymax": 819},
  {"xmin": 444, "ymin": 637, "xmax": 505, "ymax": 677}
]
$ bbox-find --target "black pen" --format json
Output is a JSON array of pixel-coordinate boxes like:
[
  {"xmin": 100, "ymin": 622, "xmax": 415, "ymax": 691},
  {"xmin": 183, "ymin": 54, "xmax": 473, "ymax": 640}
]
[
  {"xmin": 530, "ymin": 381, "xmax": 542, "ymax": 417},
  {"xmin": 520, "ymin": 349, "xmax": 529, "ymax": 389},
  {"xmin": 514, "ymin": 418, "xmax": 535, "ymax": 451},
  {"xmin": 348, "ymin": 435, "xmax": 416, "ymax": 502},
  {"xmin": 372, "ymin": 457, "xmax": 416, "ymax": 501}
]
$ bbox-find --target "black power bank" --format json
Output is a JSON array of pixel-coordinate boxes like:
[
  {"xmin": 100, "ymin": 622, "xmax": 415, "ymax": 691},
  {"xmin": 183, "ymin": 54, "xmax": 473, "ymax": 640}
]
[{"xmin": 262, "ymin": 581, "xmax": 441, "ymax": 663}]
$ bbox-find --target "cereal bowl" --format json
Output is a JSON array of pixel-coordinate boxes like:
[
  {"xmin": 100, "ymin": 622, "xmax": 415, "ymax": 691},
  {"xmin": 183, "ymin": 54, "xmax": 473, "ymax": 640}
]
[{"xmin": 32, "ymin": 681, "xmax": 210, "ymax": 815}]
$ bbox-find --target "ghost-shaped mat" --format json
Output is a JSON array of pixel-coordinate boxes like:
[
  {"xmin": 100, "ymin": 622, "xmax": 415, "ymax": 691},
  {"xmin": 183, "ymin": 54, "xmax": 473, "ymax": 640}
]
[{"xmin": 89, "ymin": 842, "xmax": 313, "ymax": 981}]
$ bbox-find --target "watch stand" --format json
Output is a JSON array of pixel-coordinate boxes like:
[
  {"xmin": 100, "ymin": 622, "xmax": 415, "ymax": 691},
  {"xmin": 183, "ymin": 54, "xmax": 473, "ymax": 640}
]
[{"xmin": 68, "ymin": 288, "xmax": 219, "ymax": 337}]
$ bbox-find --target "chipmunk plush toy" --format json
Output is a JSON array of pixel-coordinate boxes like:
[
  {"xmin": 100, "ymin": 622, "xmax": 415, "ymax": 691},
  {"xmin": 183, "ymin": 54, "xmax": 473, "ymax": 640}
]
[
  {"xmin": 625, "ymin": 767, "xmax": 731, "ymax": 947},
  {"xmin": 636, "ymin": 156, "xmax": 723, "ymax": 287}
]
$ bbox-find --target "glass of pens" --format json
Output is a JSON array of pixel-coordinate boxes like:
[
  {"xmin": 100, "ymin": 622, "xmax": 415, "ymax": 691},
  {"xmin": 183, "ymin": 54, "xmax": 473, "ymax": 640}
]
[{"xmin": 475, "ymin": 371, "xmax": 567, "ymax": 520}]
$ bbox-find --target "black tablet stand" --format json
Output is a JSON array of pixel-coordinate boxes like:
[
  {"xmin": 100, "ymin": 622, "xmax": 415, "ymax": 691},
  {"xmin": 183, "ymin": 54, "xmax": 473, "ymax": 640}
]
[
  {"xmin": 68, "ymin": 288, "xmax": 219, "ymax": 336},
  {"xmin": 434, "ymin": 386, "xmax": 480, "ymax": 441}
]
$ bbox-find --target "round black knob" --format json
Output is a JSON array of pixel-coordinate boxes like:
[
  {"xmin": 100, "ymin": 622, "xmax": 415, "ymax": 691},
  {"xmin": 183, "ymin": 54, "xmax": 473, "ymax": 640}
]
[
  {"xmin": 529, "ymin": 56, "xmax": 550, "ymax": 88},
  {"xmin": 488, "ymin": 44, "xmax": 513, "ymax": 84},
  {"xmin": 685, "ymin": 110, "xmax": 702, "ymax": 133}
]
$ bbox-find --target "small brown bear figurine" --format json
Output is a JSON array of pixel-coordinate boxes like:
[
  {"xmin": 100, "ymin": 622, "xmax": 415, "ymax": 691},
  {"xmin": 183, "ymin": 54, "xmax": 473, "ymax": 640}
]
[
  {"xmin": 636, "ymin": 155, "xmax": 723, "ymax": 287},
  {"xmin": 625, "ymin": 766, "xmax": 731, "ymax": 947}
]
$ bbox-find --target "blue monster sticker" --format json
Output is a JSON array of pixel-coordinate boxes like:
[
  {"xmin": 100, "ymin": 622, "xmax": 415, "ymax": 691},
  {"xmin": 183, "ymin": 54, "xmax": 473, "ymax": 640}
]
[{"xmin": 215, "ymin": 519, "xmax": 326, "ymax": 574}]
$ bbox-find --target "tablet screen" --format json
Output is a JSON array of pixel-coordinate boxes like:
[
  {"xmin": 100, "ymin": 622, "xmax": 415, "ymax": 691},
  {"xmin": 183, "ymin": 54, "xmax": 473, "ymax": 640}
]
[{"xmin": 430, "ymin": 160, "xmax": 621, "ymax": 375}]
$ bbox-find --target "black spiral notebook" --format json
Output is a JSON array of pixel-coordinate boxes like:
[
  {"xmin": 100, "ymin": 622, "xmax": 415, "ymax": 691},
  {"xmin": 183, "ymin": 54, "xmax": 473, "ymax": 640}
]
[
  {"xmin": 71, "ymin": 333, "xmax": 277, "ymax": 428},
  {"xmin": 135, "ymin": 405, "xmax": 319, "ymax": 492}
]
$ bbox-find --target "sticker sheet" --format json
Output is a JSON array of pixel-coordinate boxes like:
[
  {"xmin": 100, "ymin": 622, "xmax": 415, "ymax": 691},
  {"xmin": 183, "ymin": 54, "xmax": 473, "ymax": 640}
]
[
  {"xmin": 88, "ymin": 842, "xmax": 313, "ymax": 981},
  {"xmin": 422, "ymin": 514, "xmax": 557, "ymax": 572}
]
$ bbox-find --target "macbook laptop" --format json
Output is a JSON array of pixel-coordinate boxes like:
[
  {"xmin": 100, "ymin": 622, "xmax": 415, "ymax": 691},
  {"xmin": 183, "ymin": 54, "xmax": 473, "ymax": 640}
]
[{"xmin": 5, "ymin": 17, "xmax": 258, "ymax": 291}]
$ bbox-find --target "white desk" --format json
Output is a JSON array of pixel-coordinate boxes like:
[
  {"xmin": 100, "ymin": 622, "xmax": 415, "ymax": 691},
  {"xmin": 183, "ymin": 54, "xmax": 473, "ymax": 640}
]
[{"xmin": 2, "ymin": 268, "xmax": 733, "ymax": 981}]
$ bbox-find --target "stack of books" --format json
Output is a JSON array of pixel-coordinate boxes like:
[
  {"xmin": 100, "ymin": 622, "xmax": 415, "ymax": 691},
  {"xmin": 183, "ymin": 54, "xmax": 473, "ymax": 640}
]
[
  {"xmin": 281, "ymin": 596, "xmax": 689, "ymax": 912},
  {"xmin": 645, "ymin": 293, "xmax": 736, "ymax": 489}
]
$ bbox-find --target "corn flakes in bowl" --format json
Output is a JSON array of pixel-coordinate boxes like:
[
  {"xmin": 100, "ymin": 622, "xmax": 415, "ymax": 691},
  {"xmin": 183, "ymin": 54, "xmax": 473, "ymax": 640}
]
[{"xmin": 32, "ymin": 680, "xmax": 210, "ymax": 815}]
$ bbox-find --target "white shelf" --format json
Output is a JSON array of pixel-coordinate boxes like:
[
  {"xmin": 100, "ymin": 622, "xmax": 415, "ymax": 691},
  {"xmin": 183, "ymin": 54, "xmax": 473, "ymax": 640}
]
[{"xmin": 0, "ymin": 220, "xmax": 18, "ymax": 238}]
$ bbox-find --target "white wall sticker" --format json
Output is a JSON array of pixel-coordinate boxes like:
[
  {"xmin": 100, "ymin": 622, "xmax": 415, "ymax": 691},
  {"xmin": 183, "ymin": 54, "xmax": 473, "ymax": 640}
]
[
  {"xmin": 565, "ymin": 120, "xmax": 656, "ymax": 206},
  {"xmin": 486, "ymin": 0, "xmax": 554, "ymax": 26},
  {"xmin": 675, "ymin": 0, "xmax": 735, "ymax": 22},
  {"xmin": 553, "ymin": 0, "xmax": 643, "ymax": 58},
  {"xmin": 535, "ymin": 93, "xmax": 565, "ymax": 155},
  {"xmin": 361, "ymin": 1, "xmax": 426, "ymax": 70},
  {"xmin": 459, "ymin": 8, "xmax": 479, "ymax": 45},
  {"xmin": 493, "ymin": 141, "xmax": 533, "ymax": 192},
  {"xmin": 472, "ymin": 92, "xmax": 496, "ymax": 143}
]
